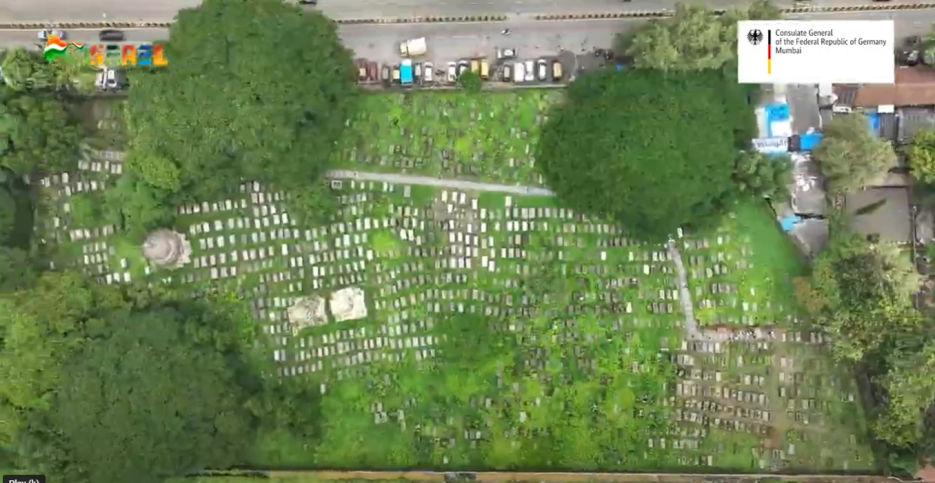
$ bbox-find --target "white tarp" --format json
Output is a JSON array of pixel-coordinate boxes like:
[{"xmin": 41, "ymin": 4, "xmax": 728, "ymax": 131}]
[{"xmin": 752, "ymin": 137, "xmax": 789, "ymax": 154}]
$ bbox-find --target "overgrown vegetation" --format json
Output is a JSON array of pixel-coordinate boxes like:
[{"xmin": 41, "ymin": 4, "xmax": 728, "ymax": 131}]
[{"xmin": 0, "ymin": 0, "xmax": 915, "ymax": 479}]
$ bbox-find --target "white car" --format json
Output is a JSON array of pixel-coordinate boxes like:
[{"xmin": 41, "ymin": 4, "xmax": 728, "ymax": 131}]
[
  {"xmin": 423, "ymin": 62, "xmax": 434, "ymax": 83},
  {"xmin": 536, "ymin": 59, "xmax": 548, "ymax": 81},
  {"xmin": 497, "ymin": 48, "xmax": 516, "ymax": 59},
  {"xmin": 523, "ymin": 60, "xmax": 534, "ymax": 82},
  {"xmin": 447, "ymin": 62, "xmax": 457, "ymax": 82},
  {"xmin": 38, "ymin": 29, "xmax": 66, "ymax": 40},
  {"xmin": 513, "ymin": 62, "xmax": 524, "ymax": 83}
]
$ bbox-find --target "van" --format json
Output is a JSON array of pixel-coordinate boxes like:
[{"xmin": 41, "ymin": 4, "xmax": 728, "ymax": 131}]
[
  {"xmin": 470, "ymin": 59, "xmax": 480, "ymax": 73},
  {"xmin": 552, "ymin": 60, "xmax": 562, "ymax": 81},
  {"xmin": 480, "ymin": 59, "xmax": 489, "ymax": 80},
  {"xmin": 513, "ymin": 62, "xmax": 524, "ymax": 83}
]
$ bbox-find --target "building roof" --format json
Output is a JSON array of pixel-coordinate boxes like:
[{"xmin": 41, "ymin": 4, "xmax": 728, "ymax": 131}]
[
  {"xmin": 839, "ymin": 68, "xmax": 935, "ymax": 107},
  {"xmin": 917, "ymin": 463, "xmax": 935, "ymax": 482},
  {"xmin": 845, "ymin": 187, "xmax": 913, "ymax": 243},
  {"xmin": 900, "ymin": 107, "xmax": 935, "ymax": 141}
]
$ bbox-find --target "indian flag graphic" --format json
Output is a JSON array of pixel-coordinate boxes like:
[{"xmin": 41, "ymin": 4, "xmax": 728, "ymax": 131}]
[{"xmin": 43, "ymin": 35, "xmax": 68, "ymax": 62}]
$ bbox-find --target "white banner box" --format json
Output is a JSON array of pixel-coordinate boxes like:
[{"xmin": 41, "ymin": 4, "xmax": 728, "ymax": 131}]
[{"xmin": 738, "ymin": 20, "xmax": 894, "ymax": 84}]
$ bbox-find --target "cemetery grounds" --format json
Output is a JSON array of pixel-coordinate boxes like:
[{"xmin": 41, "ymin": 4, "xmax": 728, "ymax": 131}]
[{"xmin": 37, "ymin": 91, "xmax": 875, "ymax": 473}]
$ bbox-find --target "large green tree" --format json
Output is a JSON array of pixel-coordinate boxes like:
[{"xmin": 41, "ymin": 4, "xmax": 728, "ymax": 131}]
[
  {"xmin": 618, "ymin": 1, "xmax": 780, "ymax": 71},
  {"xmin": 0, "ymin": 89, "xmax": 83, "ymax": 177},
  {"xmin": 813, "ymin": 113, "xmax": 896, "ymax": 192},
  {"xmin": 798, "ymin": 232, "xmax": 921, "ymax": 362},
  {"xmin": 51, "ymin": 308, "xmax": 252, "ymax": 483},
  {"xmin": 732, "ymin": 151, "xmax": 794, "ymax": 202},
  {"xmin": 536, "ymin": 69, "xmax": 751, "ymax": 241},
  {"xmin": 0, "ymin": 271, "xmax": 317, "ymax": 483},
  {"xmin": 124, "ymin": 0, "xmax": 357, "ymax": 203}
]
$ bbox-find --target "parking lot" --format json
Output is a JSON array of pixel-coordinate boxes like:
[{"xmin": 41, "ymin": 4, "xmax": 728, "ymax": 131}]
[{"xmin": 355, "ymin": 41, "xmax": 619, "ymax": 89}]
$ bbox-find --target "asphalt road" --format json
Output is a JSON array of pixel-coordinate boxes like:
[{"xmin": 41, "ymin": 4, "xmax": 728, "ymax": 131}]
[
  {"xmin": 0, "ymin": 10, "xmax": 930, "ymax": 65},
  {"xmin": 0, "ymin": 0, "xmax": 917, "ymax": 23}
]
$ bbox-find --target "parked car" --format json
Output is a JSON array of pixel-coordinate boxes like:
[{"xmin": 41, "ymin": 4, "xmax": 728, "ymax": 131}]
[
  {"xmin": 356, "ymin": 60, "xmax": 367, "ymax": 81},
  {"xmin": 298, "ymin": 0, "xmax": 318, "ymax": 4},
  {"xmin": 457, "ymin": 60, "xmax": 469, "ymax": 77},
  {"xmin": 513, "ymin": 62, "xmax": 524, "ymax": 83},
  {"xmin": 414, "ymin": 62, "xmax": 423, "ymax": 82},
  {"xmin": 523, "ymin": 60, "xmax": 534, "ymax": 82},
  {"xmin": 502, "ymin": 63, "xmax": 513, "ymax": 82},
  {"xmin": 98, "ymin": 29, "xmax": 125, "ymax": 41},
  {"xmin": 536, "ymin": 59, "xmax": 548, "ymax": 81},
  {"xmin": 38, "ymin": 29, "xmax": 66, "ymax": 40},
  {"xmin": 392, "ymin": 65, "xmax": 401, "ymax": 83},
  {"xmin": 368, "ymin": 61, "xmax": 378, "ymax": 81},
  {"xmin": 480, "ymin": 59, "xmax": 489, "ymax": 80},
  {"xmin": 552, "ymin": 60, "xmax": 563, "ymax": 81},
  {"xmin": 470, "ymin": 59, "xmax": 480, "ymax": 73},
  {"xmin": 423, "ymin": 61, "xmax": 434, "ymax": 83},
  {"xmin": 906, "ymin": 50, "xmax": 920, "ymax": 66},
  {"xmin": 381, "ymin": 64, "xmax": 391, "ymax": 82},
  {"xmin": 447, "ymin": 62, "xmax": 457, "ymax": 82},
  {"xmin": 97, "ymin": 68, "xmax": 126, "ymax": 90},
  {"xmin": 497, "ymin": 48, "xmax": 516, "ymax": 60}
]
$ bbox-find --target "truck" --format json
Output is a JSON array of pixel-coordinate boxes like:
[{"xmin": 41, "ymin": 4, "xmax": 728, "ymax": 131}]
[
  {"xmin": 399, "ymin": 37, "xmax": 427, "ymax": 57},
  {"xmin": 400, "ymin": 59, "xmax": 414, "ymax": 86}
]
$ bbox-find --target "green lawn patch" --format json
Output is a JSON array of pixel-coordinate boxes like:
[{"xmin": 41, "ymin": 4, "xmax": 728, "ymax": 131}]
[{"xmin": 332, "ymin": 91, "xmax": 561, "ymax": 186}]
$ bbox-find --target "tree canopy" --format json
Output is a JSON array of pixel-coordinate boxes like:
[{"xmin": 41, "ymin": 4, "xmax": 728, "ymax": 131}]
[
  {"xmin": 618, "ymin": 1, "xmax": 781, "ymax": 71},
  {"xmin": 0, "ymin": 48, "xmax": 57, "ymax": 92},
  {"xmin": 793, "ymin": 225, "xmax": 935, "ymax": 457},
  {"xmin": 907, "ymin": 130, "xmax": 935, "ymax": 184},
  {"xmin": 797, "ymin": 232, "xmax": 921, "ymax": 362},
  {"xmin": 813, "ymin": 113, "xmax": 896, "ymax": 192},
  {"xmin": 732, "ymin": 151, "xmax": 793, "ymax": 202},
  {"xmin": 535, "ymin": 69, "xmax": 751, "ymax": 241},
  {"xmin": 0, "ymin": 271, "xmax": 317, "ymax": 482},
  {"xmin": 0, "ymin": 89, "xmax": 83, "ymax": 177},
  {"xmin": 121, "ymin": 0, "xmax": 357, "ymax": 207}
]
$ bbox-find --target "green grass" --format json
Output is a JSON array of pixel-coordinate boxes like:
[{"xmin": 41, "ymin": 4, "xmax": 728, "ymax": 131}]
[{"xmin": 331, "ymin": 91, "xmax": 560, "ymax": 186}]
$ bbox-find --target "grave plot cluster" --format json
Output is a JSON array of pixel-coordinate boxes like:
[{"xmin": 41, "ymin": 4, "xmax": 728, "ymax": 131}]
[
  {"xmin": 309, "ymin": 186, "xmax": 692, "ymax": 468},
  {"xmin": 332, "ymin": 92, "xmax": 559, "ymax": 186},
  {"xmin": 34, "ymin": 158, "xmax": 875, "ymax": 471},
  {"xmin": 668, "ymin": 326, "xmax": 874, "ymax": 471},
  {"xmin": 300, "ymin": 188, "xmax": 874, "ymax": 471},
  {"xmin": 680, "ymin": 232, "xmax": 795, "ymax": 328},
  {"xmin": 35, "ymin": 150, "xmax": 131, "ymax": 283}
]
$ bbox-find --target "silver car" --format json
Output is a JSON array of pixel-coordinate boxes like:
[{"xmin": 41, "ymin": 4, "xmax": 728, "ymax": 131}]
[{"xmin": 38, "ymin": 29, "xmax": 66, "ymax": 40}]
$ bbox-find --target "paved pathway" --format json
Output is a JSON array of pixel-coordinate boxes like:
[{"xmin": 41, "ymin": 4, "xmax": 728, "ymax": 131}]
[
  {"xmin": 326, "ymin": 169, "xmax": 556, "ymax": 196},
  {"xmin": 666, "ymin": 238, "xmax": 701, "ymax": 339}
]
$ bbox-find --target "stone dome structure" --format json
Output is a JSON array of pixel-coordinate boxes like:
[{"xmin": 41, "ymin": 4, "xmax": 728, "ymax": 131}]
[{"xmin": 142, "ymin": 229, "xmax": 191, "ymax": 269}]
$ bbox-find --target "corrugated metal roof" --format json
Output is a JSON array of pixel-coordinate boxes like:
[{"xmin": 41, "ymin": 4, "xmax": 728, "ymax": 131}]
[
  {"xmin": 847, "ymin": 68, "xmax": 935, "ymax": 107},
  {"xmin": 845, "ymin": 188, "xmax": 912, "ymax": 243}
]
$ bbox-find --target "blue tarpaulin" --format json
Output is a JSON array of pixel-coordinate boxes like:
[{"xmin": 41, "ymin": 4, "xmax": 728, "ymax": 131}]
[
  {"xmin": 799, "ymin": 132, "xmax": 823, "ymax": 151},
  {"xmin": 764, "ymin": 103, "xmax": 790, "ymax": 138},
  {"xmin": 865, "ymin": 112, "xmax": 880, "ymax": 137},
  {"xmin": 780, "ymin": 215, "xmax": 803, "ymax": 232}
]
